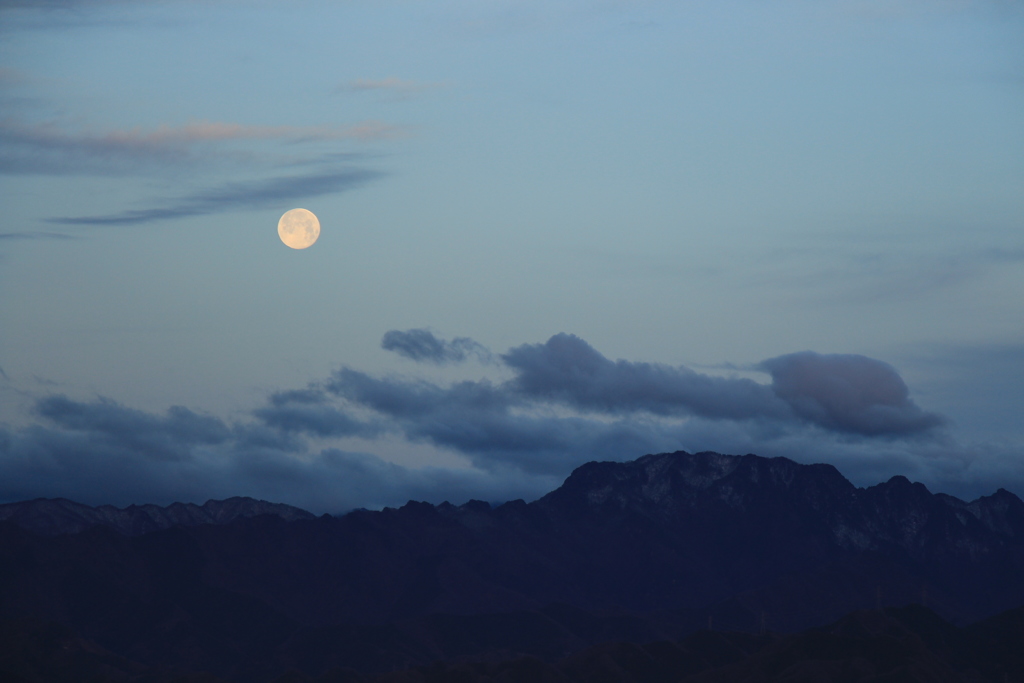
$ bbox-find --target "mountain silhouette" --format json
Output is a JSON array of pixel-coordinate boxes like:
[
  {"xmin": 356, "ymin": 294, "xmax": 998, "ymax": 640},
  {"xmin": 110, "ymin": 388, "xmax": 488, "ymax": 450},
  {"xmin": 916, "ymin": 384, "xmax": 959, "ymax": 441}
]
[
  {"xmin": 1, "ymin": 450, "xmax": 1022, "ymax": 681},
  {"xmin": 0, "ymin": 496, "xmax": 315, "ymax": 536}
]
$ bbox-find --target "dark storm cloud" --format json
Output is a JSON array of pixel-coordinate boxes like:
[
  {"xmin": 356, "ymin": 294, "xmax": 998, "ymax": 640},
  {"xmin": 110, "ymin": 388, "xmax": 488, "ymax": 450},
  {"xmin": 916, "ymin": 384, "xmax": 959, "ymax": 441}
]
[
  {"xmin": 0, "ymin": 394, "xmax": 555, "ymax": 512},
  {"xmin": 758, "ymin": 352, "xmax": 946, "ymax": 436},
  {"xmin": 503, "ymin": 333, "xmax": 788, "ymax": 420},
  {"xmin": 270, "ymin": 334, "xmax": 946, "ymax": 471},
  {"xmin": 1, "ymin": 331, "xmax": 965, "ymax": 512},
  {"xmin": 254, "ymin": 389, "xmax": 380, "ymax": 438},
  {"xmin": 47, "ymin": 168, "xmax": 383, "ymax": 226},
  {"xmin": 328, "ymin": 368, "xmax": 513, "ymax": 417},
  {"xmin": 36, "ymin": 395, "xmax": 230, "ymax": 461},
  {"xmin": 500, "ymin": 335, "xmax": 945, "ymax": 438},
  {"xmin": 323, "ymin": 367, "xmax": 682, "ymax": 474},
  {"xmin": 381, "ymin": 329, "xmax": 493, "ymax": 364}
]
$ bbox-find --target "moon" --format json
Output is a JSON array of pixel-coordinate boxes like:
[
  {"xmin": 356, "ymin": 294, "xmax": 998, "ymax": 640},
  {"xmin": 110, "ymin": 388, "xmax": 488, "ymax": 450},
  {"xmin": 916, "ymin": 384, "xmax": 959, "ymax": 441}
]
[{"xmin": 277, "ymin": 208, "xmax": 320, "ymax": 249}]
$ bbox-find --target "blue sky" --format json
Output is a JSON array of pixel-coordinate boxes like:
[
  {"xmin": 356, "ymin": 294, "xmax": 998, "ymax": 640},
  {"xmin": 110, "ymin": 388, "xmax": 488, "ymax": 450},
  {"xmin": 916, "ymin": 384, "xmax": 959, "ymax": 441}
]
[{"xmin": 1, "ymin": 0, "xmax": 1022, "ymax": 513}]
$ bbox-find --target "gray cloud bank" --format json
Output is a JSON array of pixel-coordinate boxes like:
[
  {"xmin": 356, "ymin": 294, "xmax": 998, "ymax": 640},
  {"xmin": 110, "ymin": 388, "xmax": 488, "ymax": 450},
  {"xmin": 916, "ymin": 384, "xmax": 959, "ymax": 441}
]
[
  {"xmin": 380, "ymin": 330, "xmax": 944, "ymax": 438},
  {"xmin": 1, "ymin": 330, "xmax": 1010, "ymax": 514},
  {"xmin": 501, "ymin": 334, "xmax": 942, "ymax": 436}
]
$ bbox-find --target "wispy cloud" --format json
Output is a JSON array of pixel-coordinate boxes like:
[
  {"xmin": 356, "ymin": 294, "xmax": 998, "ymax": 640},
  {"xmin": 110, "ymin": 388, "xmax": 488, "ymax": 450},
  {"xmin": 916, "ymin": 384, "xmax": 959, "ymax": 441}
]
[
  {"xmin": 750, "ymin": 245, "xmax": 1024, "ymax": 304},
  {"xmin": 342, "ymin": 77, "xmax": 446, "ymax": 99},
  {"xmin": 47, "ymin": 167, "xmax": 384, "ymax": 226},
  {"xmin": 0, "ymin": 231, "xmax": 75, "ymax": 240},
  {"xmin": 83, "ymin": 120, "xmax": 401, "ymax": 145},
  {"xmin": 0, "ymin": 119, "xmax": 403, "ymax": 176},
  {"xmin": 0, "ymin": 0, "xmax": 90, "ymax": 8},
  {"xmin": 0, "ymin": 117, "xmax": 396, "ymax": 225}
]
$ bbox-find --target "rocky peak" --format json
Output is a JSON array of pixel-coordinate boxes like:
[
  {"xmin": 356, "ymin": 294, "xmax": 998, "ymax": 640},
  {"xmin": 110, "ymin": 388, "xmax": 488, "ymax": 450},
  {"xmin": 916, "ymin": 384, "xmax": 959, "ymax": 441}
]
[{"xmin": 538, "ymin": 450, "xmax": 856, "ymax": 518}]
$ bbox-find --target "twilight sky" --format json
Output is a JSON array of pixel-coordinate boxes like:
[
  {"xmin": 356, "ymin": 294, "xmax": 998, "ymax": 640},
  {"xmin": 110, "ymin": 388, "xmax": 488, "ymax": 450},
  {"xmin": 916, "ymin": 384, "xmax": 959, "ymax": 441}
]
[{"xmin": 1, "ymin": 0, "xmax": 1022, "ymax": 513}]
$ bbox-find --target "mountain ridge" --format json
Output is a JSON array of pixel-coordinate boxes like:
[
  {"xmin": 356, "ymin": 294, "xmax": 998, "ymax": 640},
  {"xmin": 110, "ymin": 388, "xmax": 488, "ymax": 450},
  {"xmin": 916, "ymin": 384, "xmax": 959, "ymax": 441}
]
[
  {"xmin": 0, "ymin": 495, "xmax": 316, "ymax": 536},
  {"xmin": 2, "ymin": 451, "xmax": 1020, "ymax": 543},
  {"xmin": 2, "ymin": 450, "xmax": 1023, "ymax": 680}
]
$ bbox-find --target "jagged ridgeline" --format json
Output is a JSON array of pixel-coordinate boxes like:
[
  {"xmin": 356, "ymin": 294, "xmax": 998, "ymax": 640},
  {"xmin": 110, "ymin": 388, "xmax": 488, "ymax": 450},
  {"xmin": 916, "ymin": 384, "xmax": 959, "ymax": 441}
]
[
  {"xmin": 1, "ymin": 450, "xmax": 1022, "ymax": 682},
  {"xmin": 0, "ymin": 495, "xmax": 316, "ymax": 536}
]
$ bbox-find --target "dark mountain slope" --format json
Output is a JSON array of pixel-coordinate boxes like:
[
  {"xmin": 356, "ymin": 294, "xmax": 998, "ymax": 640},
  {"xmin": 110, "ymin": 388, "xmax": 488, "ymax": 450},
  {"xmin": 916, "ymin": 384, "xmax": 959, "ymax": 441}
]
[
  {"xmin": 6, "ymin": 605, "xmax": 1023, "ymax": 682},
  {"xmin": 0, "ymin": 496, "xmax": 315, "ymax": 536},
  {"xmin": 527, "ymin": 452, "xmax": 1024, "ymax": 620},
  {"xmin": 1, "ymin": 450, "xmax": 1022, "ymax": 680}
]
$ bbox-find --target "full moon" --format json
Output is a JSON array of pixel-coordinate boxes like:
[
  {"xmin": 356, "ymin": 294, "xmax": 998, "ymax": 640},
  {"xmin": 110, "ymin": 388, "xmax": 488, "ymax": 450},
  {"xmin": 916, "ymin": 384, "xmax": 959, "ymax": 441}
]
[{"xmin": 277, "ymin": 208, "xmax": 320, "ymax": 249}]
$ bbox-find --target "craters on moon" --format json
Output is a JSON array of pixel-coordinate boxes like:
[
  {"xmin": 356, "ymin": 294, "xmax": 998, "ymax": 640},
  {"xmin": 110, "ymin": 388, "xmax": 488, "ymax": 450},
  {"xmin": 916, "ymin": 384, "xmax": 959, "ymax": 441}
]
[{"xmin": 278, "ymin": 208, "xmax": 320, "ymax": 249}]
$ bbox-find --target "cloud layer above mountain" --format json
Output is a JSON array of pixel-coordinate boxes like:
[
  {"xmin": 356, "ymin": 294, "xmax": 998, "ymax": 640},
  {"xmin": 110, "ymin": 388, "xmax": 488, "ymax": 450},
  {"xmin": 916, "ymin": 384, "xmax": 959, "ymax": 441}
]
[{"xmin": 1, "ymin": 329, "xmax": 1005, "ymax": 514}]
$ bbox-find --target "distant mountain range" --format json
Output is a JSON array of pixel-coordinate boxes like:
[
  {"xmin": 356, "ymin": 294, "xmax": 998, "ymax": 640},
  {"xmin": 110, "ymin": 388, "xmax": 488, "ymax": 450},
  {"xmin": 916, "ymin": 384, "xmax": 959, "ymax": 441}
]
[
  {"xmin": 0, "ymin": 496, "xmax": 316, "ymax": 536},
  {"xmin": 1, "ymin": 450, "xmax": 1022, "ymax": 682}
]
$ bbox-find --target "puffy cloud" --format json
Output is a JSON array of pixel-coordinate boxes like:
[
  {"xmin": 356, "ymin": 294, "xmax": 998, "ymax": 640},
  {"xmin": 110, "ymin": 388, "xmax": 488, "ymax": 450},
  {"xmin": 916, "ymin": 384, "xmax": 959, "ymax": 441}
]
[
  {"xmin": 759, "ymin": 351, "xmax": 946, "ymax": 436},
  {"xmin": 283, "ymin": 334, "xmax": 947, "ymax": 472},
  {"xmin": 324, "ymin": 367, "xmax": 684, "ymax": 474},
  {"xmin": 499, "ymin": 334, "xmax": 945, "ymax": 438},
  {"xmin": 0, "ymin": 395, "xmax": 551, "ymax": 512},
  {"xmin": 254, "ymin": 389, "xmax": 380, "ymax": 438},
  {"xmin": 0, "ymin": 331, "xmax": 969, "ymax": 512},
  {"xmin": 381, "ymin": 329, "xmax": 493, "ymax": 364},
  {"xmin": 503, "ymin": 333, "xmax": 788, "ymax": 421},
  {"xmin": 36, "ymin": 395, "xmax": 230, "ymax": 461}
]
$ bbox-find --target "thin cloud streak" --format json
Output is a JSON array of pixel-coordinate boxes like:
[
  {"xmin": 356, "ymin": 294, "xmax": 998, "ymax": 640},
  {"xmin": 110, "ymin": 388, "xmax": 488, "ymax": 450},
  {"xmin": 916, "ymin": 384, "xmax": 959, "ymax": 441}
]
[
  {"xmin": 0, "ymin": 231, "xmax": 75, "ymax": 240},
  {"xmin": 47, "ymin": 168, "xmax": 384, "ymax": 226},
  {"xmin": 0, "ymin": 119, "xmax": 403, "ymax": 176},
  {"xmin": 748, "ymin": 245, "xmax": 1024, "ymax": 305},
  {"xmin": 343, "ymin": 77, "xmax": 446, "ymax": 98}
]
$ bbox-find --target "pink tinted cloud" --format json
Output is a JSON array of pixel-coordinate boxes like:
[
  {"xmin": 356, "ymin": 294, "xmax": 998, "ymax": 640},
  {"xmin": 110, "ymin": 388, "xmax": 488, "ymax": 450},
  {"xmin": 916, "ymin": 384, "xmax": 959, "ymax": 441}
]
[
  {"xmin": 3, "ymin": 118, "xmax": 401, "ymax": 151},
  {"xmin": 344, "ymin": 77, "xmax": 445, "ymax": 96},
  {"xmin": 0, "ymin": 118, "xmax": 405, "ymax": 174}
]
